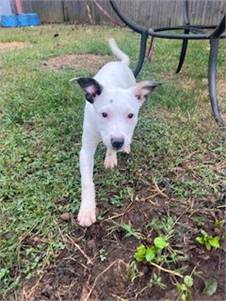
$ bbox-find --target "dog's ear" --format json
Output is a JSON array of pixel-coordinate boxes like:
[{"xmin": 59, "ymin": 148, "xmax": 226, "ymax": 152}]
[
  {"xmin": 70, "ymin": 77, "xmax": 103, "ymax": 104},
  {"xmin": 133, "ymin": 80, "xmax": 160, "ymax": 103}
]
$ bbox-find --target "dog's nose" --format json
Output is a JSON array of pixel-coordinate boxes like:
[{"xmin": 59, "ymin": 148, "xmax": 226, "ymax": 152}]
[{"xmin": 111, "ymin": 137, "xmax": 124, "ymax": 150}]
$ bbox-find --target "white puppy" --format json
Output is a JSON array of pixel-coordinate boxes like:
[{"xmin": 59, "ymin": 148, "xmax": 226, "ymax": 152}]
[{"xmin": 71, "ymin": 38, "xmax": 158, "ymax": 227}]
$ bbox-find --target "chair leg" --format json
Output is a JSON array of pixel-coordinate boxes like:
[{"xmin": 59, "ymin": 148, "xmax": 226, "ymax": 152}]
[
  {"xmin": 208, "ymin": 38, "xmax": 223, "ymax": 126},
  {"xmin": 176, "ymin": 0, "xmax": 190, "ymax": 73},
  {"xmin": 176, "ymin": 29, "xmax": 189, "ymax": 73},
  {"xmin": 134, "ymin": 31, "xmax": 149, "ymax": 78}
]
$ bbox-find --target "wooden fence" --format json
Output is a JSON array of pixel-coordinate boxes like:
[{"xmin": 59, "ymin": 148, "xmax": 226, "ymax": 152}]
[{"xmin": 21, "ymin": 0, "xmax": 226, "ymax": 27}]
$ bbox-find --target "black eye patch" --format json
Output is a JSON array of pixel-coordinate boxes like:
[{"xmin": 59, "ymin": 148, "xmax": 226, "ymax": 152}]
[{"xmin": 85, "ymin": 92, "xmax": 95, "ymax": 104}]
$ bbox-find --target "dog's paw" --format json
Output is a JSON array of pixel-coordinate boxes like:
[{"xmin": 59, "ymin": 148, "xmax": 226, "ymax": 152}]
[
  {"xmin": 104, "ymin": 153, "xmax": 117, "ymax": 169},
  {"xmin": 123, "ymin": 145, "xmax": 131, "ymax": 154},
  {"xmin": 78, "ymin": 208, "xmax": 96, "ymax": 227}
]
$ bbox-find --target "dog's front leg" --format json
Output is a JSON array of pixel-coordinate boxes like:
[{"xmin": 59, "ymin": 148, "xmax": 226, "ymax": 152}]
[
  {"xmin": 104, "ymin": 149, "xmax": 117, "ymax": 169},
  {"xmin": 78, "ymin": 145, "xmax": 97, "ymax": 227}
]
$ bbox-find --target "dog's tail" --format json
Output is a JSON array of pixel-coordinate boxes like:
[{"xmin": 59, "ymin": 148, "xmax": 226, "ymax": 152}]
[{"xmin": 108, "ymin": 38, "xmax": 130, "ymax": 65}]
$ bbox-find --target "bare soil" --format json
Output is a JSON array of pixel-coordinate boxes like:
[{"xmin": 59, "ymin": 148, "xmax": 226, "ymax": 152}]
[
  {"xmin": 21, "ymin": 174, "xmax": 225, "ymax": 301},
  {"xmin": 0, "ymin": 41, "xmax": 29, "ymax": 51},
  {"xmin": 41, "ymin": 54, "xmax": 113, "ymax": 73}
]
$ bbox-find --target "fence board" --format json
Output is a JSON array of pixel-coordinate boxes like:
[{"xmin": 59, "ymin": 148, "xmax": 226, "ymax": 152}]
[
  {"xmin": 21, "ymin": 0, "xmax": 226, "ymax": 27},
  {"xmin": 22, "ymin": 0, "xmax": 64, "ymax": 23}
]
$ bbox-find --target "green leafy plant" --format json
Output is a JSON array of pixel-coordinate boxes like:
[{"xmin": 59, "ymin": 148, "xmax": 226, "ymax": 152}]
[
  {"xmin": 154, "ymin": 236, "xmax": 169, "ymax": 249},
  {"xmin": 134, "ymin": 235, "xmax": 169, "ymax": 263},
  {"xmin": 203, "ymin": 278, "xmax": 218, "ymax": 297},
  {"xmin": 134, "ymin": 244, "xmax": 146, "ymax": 262},
  {"xmin": 176, "ymin": 275, "xmax": 194, "ymax": 301},
  {"xmin": 195, "ymin": 230, "xmax": 220, "ymax": 250},
  {"xmin": 133, "ymin": 236, "xmax": 194, "ymax": 299}
]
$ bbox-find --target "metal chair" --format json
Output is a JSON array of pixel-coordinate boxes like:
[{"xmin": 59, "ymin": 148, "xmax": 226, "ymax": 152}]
[{"xmin": 110, "ymin": 0, "xmax": 226, "ymax": 125}]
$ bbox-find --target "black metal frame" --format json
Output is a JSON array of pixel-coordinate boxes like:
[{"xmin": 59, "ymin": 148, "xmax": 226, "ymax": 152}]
[{"xmin": 110, "ymin": 0, "xmax": 226, "ymax": 126}]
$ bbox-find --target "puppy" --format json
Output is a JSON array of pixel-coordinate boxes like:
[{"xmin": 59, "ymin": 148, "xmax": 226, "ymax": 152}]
[{"xmin": 71, "ymin": 38, "xmax": 159, "ymax": 227}]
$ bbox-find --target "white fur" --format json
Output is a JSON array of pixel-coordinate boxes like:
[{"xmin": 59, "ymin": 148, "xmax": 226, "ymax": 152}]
[
  {"xmin": 108, "ymin": 38, "xmax": 130, "ymax": 65},
  {"xmin": 73, "ymin": 38, "xmax": 157, "ymax": 227}
]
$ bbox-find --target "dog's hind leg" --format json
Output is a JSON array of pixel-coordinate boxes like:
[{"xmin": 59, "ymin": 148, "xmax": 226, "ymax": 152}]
[{"xmin": 104, "ymin": 149, "xmax": 117, "ymax": 169}]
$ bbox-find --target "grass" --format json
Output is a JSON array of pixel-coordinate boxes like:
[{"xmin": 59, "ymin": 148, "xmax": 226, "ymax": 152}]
[{"xmin": 0, "ymin": 25, "xmax": 225, "ymax": 300}]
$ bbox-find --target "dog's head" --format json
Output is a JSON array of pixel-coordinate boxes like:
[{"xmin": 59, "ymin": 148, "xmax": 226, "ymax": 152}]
[{"xmin": 72, "ymin": 77, "xmax": 159, "ymax": 151}]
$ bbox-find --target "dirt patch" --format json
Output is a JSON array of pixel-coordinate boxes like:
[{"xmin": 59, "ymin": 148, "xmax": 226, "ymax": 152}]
[
  {"xmin": 201, "ymin": 78, "xmax": 226, "ymax": 102},
  {"xmin": 178, "ymin": 76, "xmax": 197, "ymax": 91},
  {"xmin": 163, "ymin": 72, "xmax": 226, "ymax": 104},
  {"xmin": 201, "ymin": 78, "xmax": 226, "ymax": 123},
  {"xmin": 21, "ymin": 177, "xmax": 225, "ymax": 301},
  {"xmin": 41, "ymin": 54, "xmax": 113, "ymax": 73},
  {"xmin": 0, "ymin": 41, "xmax": 29, "ymax": 51}
]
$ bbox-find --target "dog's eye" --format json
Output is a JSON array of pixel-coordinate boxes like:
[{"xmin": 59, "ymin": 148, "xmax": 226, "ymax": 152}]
[
  {"xmin": 102, "ymin": 112, "xmax": 108, "ymax": 118},
  {"xmin": 128, "ymin": 113, "xmax": 134, "ymax": 119}
]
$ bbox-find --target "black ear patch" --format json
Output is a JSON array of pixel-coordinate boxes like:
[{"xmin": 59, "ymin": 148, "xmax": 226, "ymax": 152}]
[{"xmin": 76, "ymin": 77, "xmax": 103, "ymax": 103}]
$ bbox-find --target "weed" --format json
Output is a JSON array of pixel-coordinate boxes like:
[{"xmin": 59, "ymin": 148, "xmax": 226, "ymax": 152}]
[
  {"xmin": 149, "ymin": 273, "xmax": 167, "ymax": 290},
  {"xmin": 128, "ymin": 260, "xmax": 141, "ymax": 282},
  {"xmin": 147, "ymin": 216, "xmax": 175, "ymax": 237},
  {"xmin": 133, "ymin": 244, "xmax": 146, "ymax": 262},
  {"xmin": 195, "ymin": 230, "xmax": 221, "ymax": 250},
  {"xmin": 203, "ymin": 278, "xmax": 218, "ymax": 297},
  {"xmin": 176, "ymin": 275, "xmax": 194, "ymax": 301},
  {"xmin": 134, "ymin": 236, "xmax": 169, "ymax": 263},
  {"xmin": 99, "ymin": 248, "xmax": 108, "ymax": 262},
  {"xmin": 121, "ymin": 223, "xmax": 143, "ymax": 239}
]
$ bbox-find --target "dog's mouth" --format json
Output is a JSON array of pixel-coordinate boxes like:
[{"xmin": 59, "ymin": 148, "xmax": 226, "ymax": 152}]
[
  {"xmin": 113, "ymin": 144, "xmax": 130, "ymax": 154},
  {"xmin": 103, "ymin": 142, "xmax": 130, "ymax": 153}
]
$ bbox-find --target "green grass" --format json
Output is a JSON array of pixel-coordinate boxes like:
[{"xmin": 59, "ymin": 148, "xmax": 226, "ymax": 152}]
[{"xmin": 0, "ymin": 25, "xmax": 225, "ymax": 299}]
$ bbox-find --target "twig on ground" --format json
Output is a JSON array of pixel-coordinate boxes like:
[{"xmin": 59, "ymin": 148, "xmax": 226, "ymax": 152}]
[
  {"xmin": 64, "ymin": 234, "xmax": 93, "ymax": 265},
  {"xmin": 66, "ymin": 255, "xmax": 88, "ymax": 270},
  {"xmin": 111, "ymin": 293, "xmax": 127, "ymax": 301},
  {"xmin": 102, "ymin": 201, "xmax": 134, "ymax": 222},
  {"xmin": 150, "ymin": 261, "xmax": 183, "ymax": 278},
  {"xmin": 84, "ymin": 259, "xmax": 127, "ymax": 301},
  {"xmin": 152, "ymin": 180, "xmax": 169, "ymax": 198},
  {"xmin": 173, "ymin": 205, "xmax": 191, "ymax": 227},
  {"xmin": 141, "ymin": 192, "xmax": 161, "ymax": 202},
  {"xmin": 135, "ymin": 285, "xmax": 149, "ymax": 299},
  {"xmin": 55, "ymin": 219, "xmax": 89, "ymax": 266}
]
